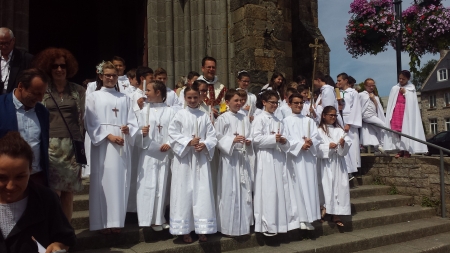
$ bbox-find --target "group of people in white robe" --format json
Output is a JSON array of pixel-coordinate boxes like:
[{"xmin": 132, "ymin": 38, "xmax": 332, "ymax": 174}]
[{"xmin": 83, "ymin": 58, "xmax": 427, "ymax": 244}]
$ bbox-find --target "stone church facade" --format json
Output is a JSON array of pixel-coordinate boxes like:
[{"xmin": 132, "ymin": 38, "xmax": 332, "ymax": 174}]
[{"xmin": 1, "ymin": 0, "xmax": 329, "ymax": 89}]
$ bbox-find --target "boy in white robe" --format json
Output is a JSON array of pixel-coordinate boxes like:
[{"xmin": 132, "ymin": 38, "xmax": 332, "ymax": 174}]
[
  {"xmin": 168, "ymin": 85, "xmax": 218, "ymax": 243},
  {"xmin": 279, "ymin": 88, "xmax": 298, "ymax": 119},
  {"xmin": 136, "ymin": 81, "xmax": 175, "ymax": 230},
  {"xmin": 236, "ymin": 71, "xmax": 257, "ymax": 121},
  {"xmin": 216, "ymin": 89, "xmax": 254, "ymax": 236},
  {"xmin": 154, "ymin": 67, "xmax": 183, "ymax": 110},
  {"xmin": 359, "ymin": 78, "xmax": 386, "ymax": 154},
  {"xmin": 85, "ymin": 61, "xmax": 139, "ymax": 233},
  {"xmin": 112, "ymin": 56, "xmax": 134, "ymax": 96},
  {"xmin": 313, "ymin": 72, "xmax": 343, "ymax": 126},
  {"xmin": 317, "ymin": 106, "xmax": 352, "ymax": 227},
  {"xmin": 283, "ymin": 94, "xmax": 321, "ymax": 230},
  {"xmin": 252, "ymin": 90, "xmax": 297, "ymax": 236},
  {"xmin": 336, "ymin": 73, "xmax": 362, "ymax": 175}
]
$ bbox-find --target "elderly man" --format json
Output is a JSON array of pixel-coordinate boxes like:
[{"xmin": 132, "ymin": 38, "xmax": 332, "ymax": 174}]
[
  {"xmin": 0, "ymin": 27, "xmax": 33, "ymax": 94},
  {"xmin": 0, "ymin": 68, "xmax": 50, "ymax": 186}
]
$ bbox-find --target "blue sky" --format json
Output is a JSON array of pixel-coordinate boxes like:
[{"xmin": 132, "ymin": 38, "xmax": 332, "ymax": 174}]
[{"xmin": 318, "ymin": 0, "xmax": 450, "ymax": 96}]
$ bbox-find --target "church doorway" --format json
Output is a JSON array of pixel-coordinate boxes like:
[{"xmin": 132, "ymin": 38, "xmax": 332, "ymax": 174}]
[{"xmin": 29, "ymin": 0, "xmax": 146, "ymax": 84}]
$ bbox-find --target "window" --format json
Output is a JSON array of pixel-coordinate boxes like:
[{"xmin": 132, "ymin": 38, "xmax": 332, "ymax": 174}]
[
  {"xmin": 445, "ymin": 92, "xmax": 450, "ymax": 106},
  {"xmin": 430, "ymin": 119, "xmax": 438, "ymax": 135},
  {"xmin": 429, "ymin": 95, "xmax": 436, "ymax": 108},
  {"xmin": 438, "ymin": 69, "xmax": 448, "ymax": 81},
  {"xmin": 446, "ymin": 118, "xmax": 450, "ymax": 131}
]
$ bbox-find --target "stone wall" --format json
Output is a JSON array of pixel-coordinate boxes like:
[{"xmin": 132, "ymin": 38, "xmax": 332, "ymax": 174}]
[
  {"xmin": 361, "ymin": 156, "xmax": 450, "ymax": 217},
  {"xmin": 421, "ymin": 89, "xmax": 450, "ymax": 138},
  {"xmin": 0, "ymin": 0, "xmax": 29, "ymax": 50}
]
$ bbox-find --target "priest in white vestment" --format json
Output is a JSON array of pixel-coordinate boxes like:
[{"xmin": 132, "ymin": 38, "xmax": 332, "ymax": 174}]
[
  {"xmin": 282, "ymin": 94, "xmax": 321, "ymax": 230},
  {"xmin": 85, "ymin": 63, "xmax": 139, "ymax": 232},
  {"xmin": 168, "ymin": 86, "xmax": 218, "ymax": 242}
]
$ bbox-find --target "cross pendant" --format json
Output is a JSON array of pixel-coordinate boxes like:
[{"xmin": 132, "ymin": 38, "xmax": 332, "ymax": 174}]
[
  {"xmin": 157, "ymin": 124, "xmax": 163, "ymax": 133},
  {"xmin": 270, "ymin": 131, "xmax": 276, "ymax": 135},
  {"xmin": 112, "ymin": 107, "xmax": 119, "ymax": 117},
  {"xmin": 234, "ymin": 132, "xmax": 239, "ymax": 137}
]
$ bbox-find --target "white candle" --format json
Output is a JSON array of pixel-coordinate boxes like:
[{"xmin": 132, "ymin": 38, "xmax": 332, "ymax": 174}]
[
  {"xmin": 143, "ymin": 80, "xmax": 146, "ymax": 90},
  {"xmin": 248, "ymin": 103, "xmax": 252, "ymax": 118},
  {"xmin": 120, "ymin": 126, "xmax": 124, "ymax": 156},
  {"xmin": 195, "ymin": 119, "xmax": 199, "ymax": 137},
  {"xmin": 307, "ymin": 121, "xmax": 310, "ymax": 139},
  {"xmin": 242, "ymin": 119, "xmax": 245, "ymax": 139},
  {"xmin": 277, "ymin": 122, "xmax": 280, "ymax": 134},
  {"xmin": 146, "ymin": 103, "xmax": 150, "ymax": 126},
  {"xmin": 209, "ymin": 105, "xmax": 213, "ymax": 122}
]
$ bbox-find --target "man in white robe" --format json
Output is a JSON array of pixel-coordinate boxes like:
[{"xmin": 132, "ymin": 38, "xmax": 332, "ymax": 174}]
[
  {"xmin": 85, "ymin": 82, "xmax": 139, "ymax": 231},
  {"xmin": 112, "ymin": 56, "xmax": 134, "ymax": 96},
  {"xmin": 359, "ymin": 79, "xmax": 386, "ymax": 153},
  {"xmin": 336, "ymin": 73, "xmax": 362, "ymax": 174},
  {"xmin": 282, "ymin": 94, "xmax": 321, "ymax": 230}
]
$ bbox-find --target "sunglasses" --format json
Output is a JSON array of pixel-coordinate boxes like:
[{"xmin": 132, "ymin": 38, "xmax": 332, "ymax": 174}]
[{"xmin": 51, "ymin": 64, "xmax": 67, "ymax": 69}]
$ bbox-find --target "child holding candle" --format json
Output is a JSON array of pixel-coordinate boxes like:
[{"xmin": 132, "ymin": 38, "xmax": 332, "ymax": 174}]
[
  {"xmin": 215, "ymin": 89, "xmax": 254, "ymax": 236},
  {"xmin": 252, "ymin": 90, "xmax": 297, "ymax": 236},
  {"xmin": 283, "ymin": 94, "xmax": 321, "ymax": 230},
  {"xmin": 168, "ymin": 84, "xmax": 218, "ymax": 243},
  {"xmin": 135, "ymin": 80, "xmax": 175, "ymax": 231}
]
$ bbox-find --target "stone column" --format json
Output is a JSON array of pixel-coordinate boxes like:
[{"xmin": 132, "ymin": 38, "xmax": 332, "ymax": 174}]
[{"xmin": 0, "ymin": 0, "xmax": 29, "ymax": 50}]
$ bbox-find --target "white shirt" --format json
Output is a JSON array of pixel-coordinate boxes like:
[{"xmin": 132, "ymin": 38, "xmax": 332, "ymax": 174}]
[
  {"xmin": 0, "ymin": 197, "xmax": 28, "ymax": 239},
  {"xmin": 13, "ymin": 91, "xmax": 42, "ymax": 173},
  {"xmin": 1, "ymin": 50, "xmax": 13, "ymax": 92}
]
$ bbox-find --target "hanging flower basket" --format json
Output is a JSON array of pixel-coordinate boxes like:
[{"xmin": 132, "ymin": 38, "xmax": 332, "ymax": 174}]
[{"xmin": 345, "ymin": 0, "xmax": 400, "ymax": 58}]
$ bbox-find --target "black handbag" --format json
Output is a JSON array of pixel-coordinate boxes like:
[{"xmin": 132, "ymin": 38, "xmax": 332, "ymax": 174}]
[{"xmin": 47, "ymin": 89, "xmax": 87, "ymax": 165}]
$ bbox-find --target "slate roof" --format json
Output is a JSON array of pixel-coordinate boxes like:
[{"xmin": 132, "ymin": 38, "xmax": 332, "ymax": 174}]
[{"xmin": 421, "ymin": 51, "xmax": 450, "ymax": 92}]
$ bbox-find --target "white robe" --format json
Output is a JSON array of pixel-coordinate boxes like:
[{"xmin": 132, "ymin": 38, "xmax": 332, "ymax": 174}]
[
  {"xmin": 279, "ymin": 101, "xmax": 292, "ymax": 119},
  {"xmin": 118, "ymin": 75, "xmax": 134, "ymax": 96},
  {"xmin": 85, "ymin": 87, "xmax": 139, "ymax": 231},
  {"xmin": 283, "ymin": 114, "xmax": 321, "ymax": 223},
  {"xmin": 136, "ymin": 103, "xmax": 175, "ymax": 226},
  {"xmin": 252, "ymin": 111, "xmax": 298, "ymax": 233},
  {"xmin": 215, "ymin": 111, "xmax": 254, "ymax": 236},
  {"xmin": 383, "ymin": 82, "xmax": 428, "ymax": 154},
  {"xmin": 341, "ymin": 88, "xmax": 362, "ymax": 173},
  {"xmin": 82, "ymin": 81, "xmax": 99, "ymax": 178},
  {"xmin": 236, "ymin": 89, "xmax": 257, "ymax": 118},
  {"xmin": 165, "ymin": 87, "xmax": 183, "ymax": 110},
  {"xmin": 359, "ymin": 91, "xmax": 386, "ymax": 146},
  {"xmin": 317, "ymin": 125, "xmax": 351, "ymax": 215},
  {"xmin": 315, "ymin": 84, "xmax": 344, "ymax": 126},
  {"xmin": 168, "ymin": 106, "xmax": 218, "ymax": 235}
]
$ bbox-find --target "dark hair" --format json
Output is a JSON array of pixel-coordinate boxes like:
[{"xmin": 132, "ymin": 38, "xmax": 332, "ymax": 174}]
[
  {"xmin": 269, "ymin": 72, "xmax": 285, "ymax": 98},
  {"xmin": 288, "ymin": 93, "xmax": 303, "ymax": 104},
  {"xmin": 319, "ymin": 106, "xmax": 342, "ymax": 136},
  {"xmin": 187, "ymin": 71, "xmax": 200, "ymax": 80},
  {"xmin": 112, "ymin": 56, "xmax": 126, "ymax": 66},
  {"xmin": 237, "ymin": 71, "xmax": 250, "ymax": 80},
  {"xmin": 201, "ymin": 56, "xmax": 216, "ymax": 67},
  {"xmin": 324, "ymin": 75, "xmax": 336, "ymax": 88},
  {"xmin": 294, "ymin": 75, "xmax": 306, "ymax": 84},
  {"xmin": 185, "ymin": 80, "xmax": 201, "ymax": 96},
  {"xmin": 348, "ymin": 76, "xmax": 356, "ymax": 85},
  {"xmin": 225, "ymin": 89, "xmax": 240, "ymax": 101},
  {"xmin": 337, "ymin": 72, "xmax": 349, "ymax": 80},
  {"xmin": 261, "ymin": 90, "xmax": 280, "ymax": 102},
  {"xmin": 314, "ymin": 71, "xmax": 326, "ymax": 82},
  {"xmin": 136, "ymin": 66, "xmax": 154, "ymax": 85},
  {"xmin": 149, "ymin": 80, "xmax": 167, "ymax": 102},
  {"xmin": 297, "ymin": 85, "xmax": 307, "ymax": 94},
  {"xmin": 17, "ymin": 68, "xmax": 50, "ymax": 89},
  {"xmin": 154, "ymin": 67, "xmax": 167, "ymax": 77},
  {"xmin": 32, "ymin": 47, "xmax": 79, "ymax": 78},
  {"xmin": 0, "ymin": 131, "xmax": 33, "ymax": 169},
  {"xmin": 400, "ymin": 70, "xmax": 411, "ymax": 79},
  {"xmin": 237, "ymin": 89, "xmax": 247, "ymax": 98},
  {"xmin": 126, "ymin": 69, "xmax": 136, "ymax": 79},
  {"xmin": 285, "ymin": 87, "xmax": 298, "ymax": 97}
]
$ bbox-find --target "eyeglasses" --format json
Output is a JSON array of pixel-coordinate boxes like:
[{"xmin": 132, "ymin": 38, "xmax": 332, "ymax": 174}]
[
  {"xmin": 0, "ymin": 39, "xmax": 13, "ymax": 47},
  {"xmin": 103, "ymin": 74, "xmax": 118, "ymax": 79},
  {"xmin": 199, "ymin": 89, "xmax": 208, "ymax": 93},
  {"xmin": 291, "ymin": 102, "xmax": 305, "ymax": 105},
  {"xmin": 326, "ymin": 114, "xmax": 338, "ymax": 117},
  {"xmin": 267, "ymin": 100, "xmax": 279, "ymax": 106},
  {"xmin": 51, "ymin": 64, "xmax": 67, "ymax": 70}
]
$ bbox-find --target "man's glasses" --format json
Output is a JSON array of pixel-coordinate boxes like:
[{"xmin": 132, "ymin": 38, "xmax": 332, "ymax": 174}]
[
  {"xmin": 0, "ymin": 39, "xmax": 13, "ymax": 47},
  {"xmin": 51, "ymin": 64, "xmax": 67, "ymax": 70}
]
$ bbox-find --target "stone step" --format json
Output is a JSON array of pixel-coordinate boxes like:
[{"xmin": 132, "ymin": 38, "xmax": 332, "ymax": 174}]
[
  {"xmin": 74, "ymin": 217, "xmax": 450, "ymax": 253},
  {"xmin": 350, "ymin": 194, "xmax": 413, "ymax": 213},
  {"xmin": 73, "ymin": 194, "xmax": 89, "ymax": 212},
  {"xmin": 354, "ymin": 231, "xmax": 450, "ymax": 253},
  {"xmin": 350, "ymin": 185, "xmax": 391, "ymax": 199},
  {"xmin": 71, "ymin": 205, "xmax": 435, "ymax": 251},
  {"xmin": 350, "ymin": 175, "xmax": 373, "ymax": 188}
]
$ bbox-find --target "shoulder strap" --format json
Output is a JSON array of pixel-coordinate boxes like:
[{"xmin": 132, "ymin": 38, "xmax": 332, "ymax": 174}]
[{"xmin": 46, "ymin": 89, "xmax": 75, "ymax": 140}]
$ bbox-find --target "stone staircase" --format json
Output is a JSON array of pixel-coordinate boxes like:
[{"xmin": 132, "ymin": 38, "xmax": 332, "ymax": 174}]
[{"xmin": 71, "ymin": 176, "xmax": 450, "ymax": 253}]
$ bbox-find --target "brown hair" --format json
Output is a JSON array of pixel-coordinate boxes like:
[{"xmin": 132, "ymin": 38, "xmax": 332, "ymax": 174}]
[
  {"xmin": 0, "ymin": 131, "xmax": 33, "ymax": 169},
  {"xmin": 148, "ymin": 80, "xmax": 167, "ymax": 102},
  {"xmin": 225, "ymin": 89, "xmax": 240, "ymax": 101},
  {"xmin": 126, "ymin": 69, "xmax": 136, "ymax": 79},
  {"xmin": 319, "ymin": 106, "xmax": 342, "ymax": 136},
  {"xmin": 96, "ymin": 61, "xmax": 118, "ymax": 91},
  {"xmin": 32, "ymin": 47, "xmax": 78, "ymax": 78},
  {"xmin": 154, "ymin": 67, "xmax": 167, "ymax": 77},
  {"xmin": 237, "ymin": 89, "xmax": 247, "ymax": 98},
  {"xmin": 17, "ymin": 68, "xmax": 50, "ymax": 89}
]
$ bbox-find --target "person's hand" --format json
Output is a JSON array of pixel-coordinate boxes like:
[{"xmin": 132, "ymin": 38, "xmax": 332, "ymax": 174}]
[
  {"xmin": 142, "ymin": 125, "xmax": 150, "ymax": 137},
  {"xmin": 195, "ymin": 143, "xmax": 206, "ymax": 152},
  {"xmin": 189, "ymin": 137, "xmax": 201, "ymax": 146},
  {"xmin": 250, "ymin": 116, "xmax": 254, "ymax": 123},
  {"xmin": 344, "ymin": 124, "xmax": 350, "ymax": 132},
  {"xmin": 302, "ymin": 137, "xmax": 312, "ymax": 150},
  {"xmin": 45, "ymin": 242, "xmax": 69, "ymax": 253},
  {"xmin": 339, "ymin": 138, "xmax": 345, "ymax": 147},
  {"xmin": 212, "ymin": 107, "xmax": 219, "ymax": 118},
  {"xmin": 275, "ymin": 134, "xmax": 282, "ymax": 143},
  {"xmin": 107, "ymin": 134, "xmax": 124, "ymax": 146},
  {"xmin": 121, "ymin": 125, "xmax": 129, "ymax": 135},
  {"xmin": 243, "ymin": 105, "xmax": 250, "ymax": 111},
  {"xmin": 400, "ymin": 87, "xmax": 406, "ymax": 94},
  {"xmin": 137, "ymin": 97, "xmax": 145, "ymax": 110},
  {"xmin": 329, "ymin": 142, "xmax": 337, "ymax": 149},
  {"xmin": 369, "ymin": 93, "xmax": 375, "ymax": 100},
  {"xmin": 280, "ymin": 137, "xmax": 287, "ymax": 145},
  {"xmin": 233, "ymin": 135, "xmax": 245, "ymax": 143},
  {"xmin": 160, "ymin": 144, "xmax": 171, "ymax": 152},
  {"xmin": 245, "ymin": 139, "xmax": 252, "ymax": 146}
]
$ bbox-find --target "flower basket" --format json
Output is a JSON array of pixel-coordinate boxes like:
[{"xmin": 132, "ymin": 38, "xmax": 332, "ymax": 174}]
[{"xmin": 345, "ymin": 0, "xmax": 400, "ymax": 58}]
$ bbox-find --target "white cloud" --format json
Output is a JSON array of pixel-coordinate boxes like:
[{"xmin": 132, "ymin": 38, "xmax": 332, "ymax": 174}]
[{"xmin": 318, "ymin": 0, "xmax": 450, "ymax": 96}]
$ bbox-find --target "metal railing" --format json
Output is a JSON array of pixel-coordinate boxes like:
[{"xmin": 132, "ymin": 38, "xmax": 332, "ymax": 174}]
[{"xmin": 368, "ymin": 123, "xmax": 450, "ymax": 218}]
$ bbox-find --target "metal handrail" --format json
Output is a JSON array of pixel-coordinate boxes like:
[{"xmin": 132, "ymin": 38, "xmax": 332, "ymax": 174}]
[{"xmin": 368, "ymin": 123, "xmax": 450, "ymax": 218}]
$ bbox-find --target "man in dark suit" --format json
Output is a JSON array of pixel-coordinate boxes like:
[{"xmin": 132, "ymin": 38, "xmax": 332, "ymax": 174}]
[
  {"xmin": 0, "ymin": 68, "xmax": 50, "ymax": 186},
  {"xmin": 0, "ymin": 27, "xmax": 33, "ymax": 94}
]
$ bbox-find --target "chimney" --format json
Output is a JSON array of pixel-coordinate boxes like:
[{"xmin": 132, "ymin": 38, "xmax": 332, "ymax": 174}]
[{"xmin": 440, "ymin": 49, "xmax": 450, "ymax": 59}]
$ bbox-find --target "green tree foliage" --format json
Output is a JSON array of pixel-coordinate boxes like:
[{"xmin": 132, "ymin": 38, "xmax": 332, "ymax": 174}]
[{"xmin": 412, "ymin": 59, "xmax": 438, "ymax": 91}]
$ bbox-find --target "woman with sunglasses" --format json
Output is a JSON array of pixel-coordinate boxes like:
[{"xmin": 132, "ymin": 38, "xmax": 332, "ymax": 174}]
[{"xmin": 32, "ymin": 48, "xmax": 85, "ymax": 222}]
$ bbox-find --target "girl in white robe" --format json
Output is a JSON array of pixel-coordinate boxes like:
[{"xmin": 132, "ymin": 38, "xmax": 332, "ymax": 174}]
[
  {"xmin": 282, "ymin": 94, "xmax": 321, "ymax": 230},
  {"xmin": 236, "ymin": 71, "xmax": 257, "ymax": 122},
  {"xmin": 252, "ymin": 90, "xmax": 297, "ymax": 236},
  {"xmin": 85, "ymin": 62, "xmax": 139, "ymax": 233},
  {"xmin": 216, "ymin": 89, "xmax": 254, "ymax": 236},
  {"xmin": 168, "ymin": 85, "xmax": 218, "ymax": 243},
  {"xmin": 317, "ymin": 106, "xmax": 352, "ymax": 227},
  {"xmin": 136, "ymin": 81, "xmax": 175, "ymax": 230}
]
